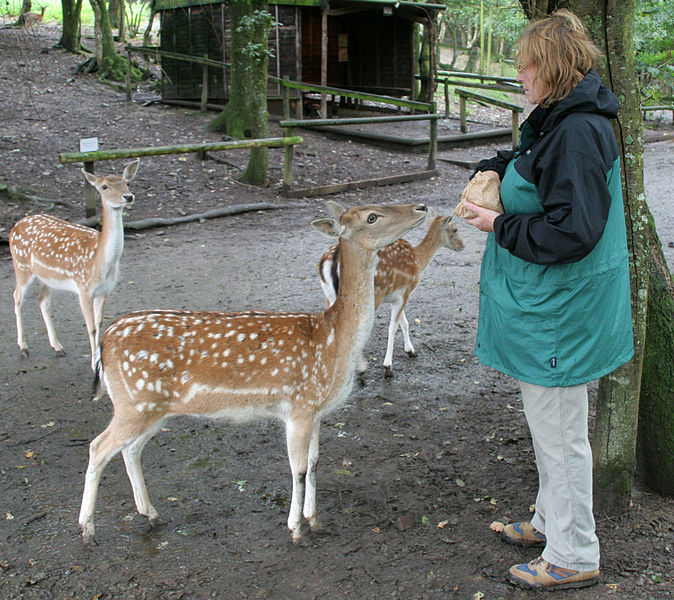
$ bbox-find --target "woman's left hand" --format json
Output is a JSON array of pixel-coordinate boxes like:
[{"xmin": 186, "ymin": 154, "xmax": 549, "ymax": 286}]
[{"xmin": 463, "ymin": 202, "xmax": 500, "ymax": 233}]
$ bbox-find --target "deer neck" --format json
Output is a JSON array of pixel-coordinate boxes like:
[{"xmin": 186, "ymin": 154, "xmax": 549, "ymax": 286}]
[
  {"xmin": 93, "ymin": 203, "xmax": 125, "ymax": 278},
  {"xmin": 327, "ymin": 237, "xmax": 378, "ymax": 357},
  {"xmin": 414, "ymin": 220, "xmax": 442, "ymax": 273}
]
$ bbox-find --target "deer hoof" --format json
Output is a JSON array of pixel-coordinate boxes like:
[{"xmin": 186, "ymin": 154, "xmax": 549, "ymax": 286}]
[
  {"xmin": 80, "ymin": 523, "xmax": 96, "ymax": 545},
  {"xmin": 19, "ymin": 348, "xmax": 30, "ymax": 359},
  {"xmin": 406, "ymin": 350, "xmax": 417, "ymax": 358},
  {"xmin": 55, "ymin": 349, "xmax": 66, "ymax": 357},
  {"xmin": 384, "ymin": 366, "xmax": 394, "ymax": 378}
]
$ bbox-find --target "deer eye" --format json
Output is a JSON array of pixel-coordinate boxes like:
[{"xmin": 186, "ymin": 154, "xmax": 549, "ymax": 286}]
[
  {"xmin": 101, "ymin": 184, "xmax": 108, "ymax": 190},
  {"xmin": 367, "ymin": 213, "xmax": 378, "ymax": 223}
]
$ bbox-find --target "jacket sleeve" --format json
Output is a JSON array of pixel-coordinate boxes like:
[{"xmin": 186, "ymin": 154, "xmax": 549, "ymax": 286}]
[
  {"xmin": 472, "ymin": 149, "xmax": 515, "ymax": 180},
  {"xmin": 494, "ymin": 137, "xmax": 613, "ymax": 265}
]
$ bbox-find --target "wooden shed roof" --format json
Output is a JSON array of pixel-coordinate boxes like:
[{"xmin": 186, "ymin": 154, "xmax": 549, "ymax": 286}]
[{"xmin": 153, "ymin": 0, "xmax": 445, "ymax": 14}]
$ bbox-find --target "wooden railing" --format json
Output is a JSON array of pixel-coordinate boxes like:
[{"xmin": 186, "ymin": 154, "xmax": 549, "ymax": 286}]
[
  {"xmin": 59, "ymin": 137, "xmax": 303, "ymax": 216},
  {"xmin": 455, "ymin": 88, "xmax": 523, "ymax": 149}
]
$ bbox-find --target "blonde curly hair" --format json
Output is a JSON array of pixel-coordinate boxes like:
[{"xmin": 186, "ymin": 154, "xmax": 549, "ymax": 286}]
[{"xmin": 517, "ymin": 9, "xmax": 601, "ymax": 107}]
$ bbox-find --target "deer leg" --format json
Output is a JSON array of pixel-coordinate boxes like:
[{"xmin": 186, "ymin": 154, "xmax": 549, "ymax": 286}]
[
  {"xmin": 383, "ymin": 299, "xmax": 404, "ymax": 377},
  {"xmin": 13, "ymin": 277, "xmax": 32, "ymax": 357},
  {"xmin": 303, "ymin": 419, "xmax": 322, "ymax": 532},
  {"xmin": 37, "ymin": 284, "xmax": 65, "ymax": 356},
  {"xmin": 92, "ymin": 295, "xmax": 107, "ymax": 362},
  {"xmin": 78, "ymin": 292, "xmax": 97, "ymax": 370},
  {"xmin": 79, "ymin": 418, "xmax": 129, "ymax": 543},
  {"xmin": 285, "ymin": 417, "xmax": 314, "ymax": 542},
  {"xmin": 398, "ymin": 309, "xmax": 417, "ymax": 358},
  {"xmin": 121, "ymin": 425, "xmax": 162, "ymax": 527}
]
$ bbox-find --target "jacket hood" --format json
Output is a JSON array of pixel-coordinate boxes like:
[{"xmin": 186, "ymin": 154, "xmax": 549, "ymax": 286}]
[{"xmin": 529, "ymin": 70, "xmax": 620, "ymax": 134}]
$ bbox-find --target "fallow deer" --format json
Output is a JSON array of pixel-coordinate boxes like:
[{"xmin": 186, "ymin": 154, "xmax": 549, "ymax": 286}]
[
  {"xmin": 22, "ymin": 6, "xmax": 46, "ymax": 29},
  {"xmin": 318, "ymin": 211, "xmax": 464, "ymax": 378},
  {"xmin": 78, "ymin": 201, "xmax": 427, "ymax": 544},
  {"xmin": 9, "ymin": 160, "xmax": 139, "ymax": 370}
]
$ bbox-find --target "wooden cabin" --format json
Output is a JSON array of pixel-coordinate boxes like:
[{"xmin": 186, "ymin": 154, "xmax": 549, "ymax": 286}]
[{"xmin": 152, "ymin": 0, "xmax": 444, "ymax": 107}]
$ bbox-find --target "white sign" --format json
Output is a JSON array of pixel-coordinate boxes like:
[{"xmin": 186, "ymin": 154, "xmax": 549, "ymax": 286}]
[{"xmin": 80, "ymin": 137, "xmax": 99, "ymax": 153}]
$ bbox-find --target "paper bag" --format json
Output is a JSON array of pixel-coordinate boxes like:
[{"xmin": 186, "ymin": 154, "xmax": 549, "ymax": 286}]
[{"xmin": 453, "ymin": 171, "xmax": 504, "ymax": 219}]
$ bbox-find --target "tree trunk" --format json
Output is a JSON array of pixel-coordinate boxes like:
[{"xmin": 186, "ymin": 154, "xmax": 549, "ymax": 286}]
[
  {"xmin": 59, "ymin": 0, "xmax": 83, "ymax": 53},
  {"xmin": 569, "ymin": 0, "xmax": 674, "ymax": 510},
  {"xmin": 416, "ymin": 24, "xmax": 433, "ymax": 103},
  {"xmin": 88, "ymin": 0, "xmax": 134, "ymax": 81},
  {"xmin": 638, "ymin": 236, "xmax": 674, "ymax": 495},
  {"xmin": 516, "ymin": 0, "xmax": 674, "ymax": 512},
  {"xmin": 208, "ymin": 0, "xmax": 271, "ymax": 186}
]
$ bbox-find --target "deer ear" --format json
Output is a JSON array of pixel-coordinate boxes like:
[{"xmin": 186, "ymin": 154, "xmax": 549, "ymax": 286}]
[
  {"xmin": 325, "ymin": 200, "xmax": 346, "ymax": 220},
  {"xmin": 427, "ymin": 207, "xmax": 437, "ymax": 219},
  {"xmin": 312, "ymin": 217, "xmax": 345, "ymax": 238},
  {"xmin": 123, "ymin": 159, "xmax": 140, "ymax": 182},
  {"xmin": 82, "ymin": 169, "xmax": 97, "ymax": 186},
  {"xmin": 444, "ymin": 215, "xmax": 453, "ymax": 224}
]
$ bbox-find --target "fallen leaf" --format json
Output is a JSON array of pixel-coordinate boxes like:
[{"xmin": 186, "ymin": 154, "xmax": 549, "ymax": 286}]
[
  {"xmin": 455, "ymin": 478, "xmax": 466, "ymax": 487},
  {"xmin": 334, "ymin": 468, "xmax": 353, "ymax": 477},
  {"xmin": 606, "ymin": 583, "xmax": 619, "ymax": 591},
  {"xmin": 490, "ymin": 521, "xmax": 505, "ymax": 533},
  {"xmin": 25, "ymin": 451, "xmax": 35, "ymax": 459},
  {"xmin": 6, "ymin": 513, "xmax": 14, "ymax": 520},
  {"xmin": 437, "ymin": 520, "xmax": 449, "ymax": 529}
]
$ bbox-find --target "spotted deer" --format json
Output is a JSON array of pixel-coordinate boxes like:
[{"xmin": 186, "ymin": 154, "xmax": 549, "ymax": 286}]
[
  {"xmin": 9, "ymin": 160, "xmax": 139, "ymax": 370},
  {"xmin": 78, "ymin": 201, "xmax": 427, "ymax": 543},
  {"xmin": 22, "ymin": 6, "xmax": 46, "ymax": 29},
  {"xmin": 318, "ymin": 211, "xmax": 464, "ymax": 378}
]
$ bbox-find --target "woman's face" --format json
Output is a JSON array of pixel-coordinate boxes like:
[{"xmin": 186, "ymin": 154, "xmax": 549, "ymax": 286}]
[{"xmin": 517, "ymin": 60, "xmax": 543, "ymax": 105}]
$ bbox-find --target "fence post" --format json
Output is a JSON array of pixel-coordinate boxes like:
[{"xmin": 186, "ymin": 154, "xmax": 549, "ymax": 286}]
[
  {"xmin": 459, "ymin": 95, "xmax": 467, "ymax": 133},
  {"xmin": 444, "ymin": 79, "xmax": 449, "ymax": 118},
  {"xmin": 282, "ymin": 128, "xmax": 295, "ymax": 194},
  {"xmin": 282, "ymin": 77, "xmax": 290, "ymax": 118},
  {"xmin": 126, "ymin": 49, "xmax": 132, "ymax": 101},
  {"xmin": 428, "ymin": 104, "xmax": 437, "ymax": 172},
  {"xmin": 511, "ymin": 110, "xmax": 520, "ymax": 149},
  {"xmin": 84, "ymin": 161, "xmax": 97, "ymax": 218},
  {"xmin": 200, "ymin": 54, "xmax": 209, "ymax": 113}
]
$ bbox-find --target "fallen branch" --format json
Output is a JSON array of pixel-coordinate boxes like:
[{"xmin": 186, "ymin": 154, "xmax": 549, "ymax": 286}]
[
  {"xmin": 0, "ymin": 181, "xmax": 79, "ymax": 209},
  {"xmin": 82, "ymin": 202, "xmax": 288, "ymax": 230},
  {"xmin": 1, "ymin": 202, "xmax": 290, "ymax": 243}
]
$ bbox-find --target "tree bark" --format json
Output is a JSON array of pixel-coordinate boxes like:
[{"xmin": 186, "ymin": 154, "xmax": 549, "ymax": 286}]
[
  {"xmin": 87, "ymin": 0, "xmax": 140, "ymax": 82},
  {"xmin": 516, "ymin": 0, "xmax": 674, "ymax": 512},
  {"xmin": 638, "ymin": 235, "xmax": 674, "ymax": 495},
  {"xmin": 59, "ymin": 0, "xmax": 83, "ymax": 53},
  {"xmin": 208, "ymin": 0, "xmax": 272, "ymax": 186}
]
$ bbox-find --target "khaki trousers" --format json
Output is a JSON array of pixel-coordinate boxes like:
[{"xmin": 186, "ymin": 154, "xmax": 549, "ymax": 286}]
[{"xmin": 519, "ymin": 381, "xmax": 600, "ymax": 571}]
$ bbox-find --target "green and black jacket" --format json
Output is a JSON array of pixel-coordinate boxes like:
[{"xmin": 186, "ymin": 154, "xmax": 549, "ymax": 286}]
[{"xmin": 473, "ymin": 70, "xmax": 634, "ymax": 386}]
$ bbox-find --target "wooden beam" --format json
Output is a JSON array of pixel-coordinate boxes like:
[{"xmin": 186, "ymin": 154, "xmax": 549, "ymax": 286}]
[{"xmin": 282, "ymin": 170, "xmax": 438, "ymax": 198}]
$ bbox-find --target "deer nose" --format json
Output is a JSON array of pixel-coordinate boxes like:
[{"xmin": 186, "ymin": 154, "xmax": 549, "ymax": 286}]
[
  {"xmin": 123, "ymin": 194, "xmax": 135, "ymax": 203},
  {"xmin": 415, "ymin": 205, "xmax": 427, "ymax": 213}
]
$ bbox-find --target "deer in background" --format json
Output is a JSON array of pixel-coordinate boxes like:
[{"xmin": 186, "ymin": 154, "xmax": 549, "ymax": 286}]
[
  {"xmin": 21, "ymin": 6, "xmax": 46, "ymax": 29},
  {"xmin": 78, "ymin": 201, "xmax": 427, "ymax": 544},
  {"xmin": 9, "ymin": 160, "xmax": 139, "ymax": 370},
  {"xmin": 318, "ymin": 211, "xmax": 464, "ymax": 378}
]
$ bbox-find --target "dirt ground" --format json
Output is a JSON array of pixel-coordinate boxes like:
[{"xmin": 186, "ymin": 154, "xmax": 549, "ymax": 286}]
[{"xmin": 1, "ymin": 23, "xmax": 673, "ymax": 600}]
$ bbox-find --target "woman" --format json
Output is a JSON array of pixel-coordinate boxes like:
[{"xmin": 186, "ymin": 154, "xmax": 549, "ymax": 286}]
[{"xmin": 463, "ymin": 10, "xmax": 634, "ymax": 591}]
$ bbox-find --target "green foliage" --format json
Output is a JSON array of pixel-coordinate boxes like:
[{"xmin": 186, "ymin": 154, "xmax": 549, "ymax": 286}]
[
  {"xmin": 441, "ymin": 0, "xmax": 527, "ymax": 48},
  {"xmin": 3, "ymin": 0, "xmax": 152, "ymax": 30},
  {"xmin": 236, "ymin": 9, "xmax": 275, "ymax": 64},
  {"xmin": 635, "ymin": 0, "xmax": 674, "ymax": 103}
]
